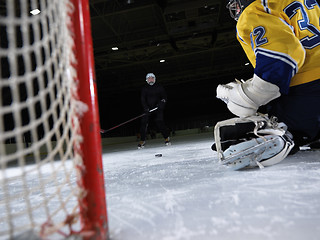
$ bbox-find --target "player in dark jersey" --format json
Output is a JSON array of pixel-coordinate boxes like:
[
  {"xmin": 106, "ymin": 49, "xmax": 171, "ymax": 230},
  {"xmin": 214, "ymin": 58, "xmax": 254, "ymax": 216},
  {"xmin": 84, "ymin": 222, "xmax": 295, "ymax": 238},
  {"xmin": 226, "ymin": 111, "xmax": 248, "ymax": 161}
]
[{"xmin": 138, "ymin": 73, "xmax": 170, "ymax": 148}]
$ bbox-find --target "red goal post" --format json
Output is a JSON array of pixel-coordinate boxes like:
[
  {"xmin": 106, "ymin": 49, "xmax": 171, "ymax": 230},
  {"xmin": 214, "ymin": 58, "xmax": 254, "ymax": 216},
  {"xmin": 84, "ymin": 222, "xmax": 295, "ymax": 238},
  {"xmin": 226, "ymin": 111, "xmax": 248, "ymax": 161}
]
[
  {"xmin": 72, "ymin": 0, "xmax": 109, "ymax": 239},
  {"xmin": 0, "ymin": 0, "xmax": 108, "ymax": 239}
]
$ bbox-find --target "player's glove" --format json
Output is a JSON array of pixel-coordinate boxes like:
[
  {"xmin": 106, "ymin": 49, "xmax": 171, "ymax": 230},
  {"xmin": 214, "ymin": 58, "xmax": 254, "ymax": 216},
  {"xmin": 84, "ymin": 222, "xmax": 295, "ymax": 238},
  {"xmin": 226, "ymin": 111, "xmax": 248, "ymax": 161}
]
[
  {"xmin": 158, "ymin": 99, "xmax": 166, "ymax": 110},
  {"xmin": 144, "ymin": 108, "xmax": 150, "ymax": 114},
  {"xmin": 216, "ymin": 74, "xmax": 280, "ymax": 117}
]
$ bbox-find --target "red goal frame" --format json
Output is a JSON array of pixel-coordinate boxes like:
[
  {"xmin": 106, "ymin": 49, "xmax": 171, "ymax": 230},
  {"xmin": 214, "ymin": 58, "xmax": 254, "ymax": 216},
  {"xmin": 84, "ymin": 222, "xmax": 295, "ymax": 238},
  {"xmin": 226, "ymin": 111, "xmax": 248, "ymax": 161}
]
[{"xmin": 71, "ymin": 0, "xmax": 109, "ymax": 239}]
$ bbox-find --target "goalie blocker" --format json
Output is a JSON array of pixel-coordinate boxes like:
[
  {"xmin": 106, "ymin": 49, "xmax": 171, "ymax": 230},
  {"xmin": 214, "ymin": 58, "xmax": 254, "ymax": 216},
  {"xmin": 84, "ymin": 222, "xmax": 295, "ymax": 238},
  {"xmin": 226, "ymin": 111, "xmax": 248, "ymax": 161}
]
[{"xmin": 212, "ymin": 114, "xmax": 294, "ymax": 170}]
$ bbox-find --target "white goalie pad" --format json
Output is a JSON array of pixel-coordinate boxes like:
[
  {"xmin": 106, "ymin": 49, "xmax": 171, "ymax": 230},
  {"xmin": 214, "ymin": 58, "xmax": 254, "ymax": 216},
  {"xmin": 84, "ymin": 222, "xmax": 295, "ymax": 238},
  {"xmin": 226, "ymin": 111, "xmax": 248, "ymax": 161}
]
[{"xmin": 213, "ymin": 115, "xmax": 294, "ymax": 170}]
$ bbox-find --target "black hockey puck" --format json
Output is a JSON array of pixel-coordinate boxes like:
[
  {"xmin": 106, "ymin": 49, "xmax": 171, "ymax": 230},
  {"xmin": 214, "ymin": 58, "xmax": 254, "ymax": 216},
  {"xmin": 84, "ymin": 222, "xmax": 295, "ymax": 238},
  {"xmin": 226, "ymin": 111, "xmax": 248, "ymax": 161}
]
[{"xmin": 155, "ymin": 154, "xmax": 162, "ymax": 157}]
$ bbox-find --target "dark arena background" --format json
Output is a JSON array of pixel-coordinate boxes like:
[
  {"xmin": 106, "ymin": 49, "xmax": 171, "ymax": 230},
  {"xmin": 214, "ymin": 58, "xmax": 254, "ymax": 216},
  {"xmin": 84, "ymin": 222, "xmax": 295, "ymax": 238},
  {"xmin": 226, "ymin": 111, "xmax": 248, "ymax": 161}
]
[{"xmin": 89, "ymin": 0, "xmax": 254, "ymax": 137}]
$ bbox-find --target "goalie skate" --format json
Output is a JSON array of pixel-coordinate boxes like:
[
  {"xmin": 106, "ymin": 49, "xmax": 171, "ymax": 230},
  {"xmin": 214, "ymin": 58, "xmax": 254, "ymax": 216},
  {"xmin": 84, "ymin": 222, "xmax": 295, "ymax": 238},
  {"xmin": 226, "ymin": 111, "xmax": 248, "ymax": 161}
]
[{"xmin": 213, "ymin": 115, "xmax": 294, "ymax": 170}]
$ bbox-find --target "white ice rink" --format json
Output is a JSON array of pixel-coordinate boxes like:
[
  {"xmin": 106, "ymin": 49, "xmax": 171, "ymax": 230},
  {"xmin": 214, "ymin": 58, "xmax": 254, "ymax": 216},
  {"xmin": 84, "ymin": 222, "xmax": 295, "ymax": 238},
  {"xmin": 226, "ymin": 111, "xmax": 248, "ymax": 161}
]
[
  {"xmin": 102, "ymin": 131, "xmax": 320, "ymax": 240},
  {"xmin": 1, "ymin": 131, "xmax": 319, "ymax": 240}
]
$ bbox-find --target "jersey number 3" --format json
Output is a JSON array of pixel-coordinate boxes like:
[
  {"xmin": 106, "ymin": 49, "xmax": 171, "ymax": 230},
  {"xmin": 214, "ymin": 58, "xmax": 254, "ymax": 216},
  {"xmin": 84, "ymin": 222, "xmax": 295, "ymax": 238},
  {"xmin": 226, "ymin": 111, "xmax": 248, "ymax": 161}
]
[{"xmin": 284, "ymin": 0, "xmax": 320, "ymax": 49}]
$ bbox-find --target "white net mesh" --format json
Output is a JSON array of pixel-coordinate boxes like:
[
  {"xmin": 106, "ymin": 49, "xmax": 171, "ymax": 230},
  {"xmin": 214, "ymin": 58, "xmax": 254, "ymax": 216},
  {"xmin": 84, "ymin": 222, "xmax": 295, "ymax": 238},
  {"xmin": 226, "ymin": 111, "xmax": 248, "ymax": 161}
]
[{"xmin": 0, "ymin": 0, "xmax": 85, "ymax": 238}]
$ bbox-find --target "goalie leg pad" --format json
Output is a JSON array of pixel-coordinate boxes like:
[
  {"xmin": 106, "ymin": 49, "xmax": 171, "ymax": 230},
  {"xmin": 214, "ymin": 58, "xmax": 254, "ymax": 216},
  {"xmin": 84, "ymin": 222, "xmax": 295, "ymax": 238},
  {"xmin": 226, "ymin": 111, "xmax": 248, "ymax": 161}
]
[
  {"xmin": 222, "ymin": 134, "xmax": 293, "ymax": 170},
  {"xmin": 213, "ymin": 115, "xmax": 294, "ymax": 170}
]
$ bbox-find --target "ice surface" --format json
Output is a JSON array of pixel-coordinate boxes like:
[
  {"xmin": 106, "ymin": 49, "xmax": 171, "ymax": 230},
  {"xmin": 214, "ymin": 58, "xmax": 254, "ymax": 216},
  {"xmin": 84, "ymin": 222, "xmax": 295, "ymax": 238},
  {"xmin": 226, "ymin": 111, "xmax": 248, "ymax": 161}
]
[
  {"xmin": 102, "ymin": 132, "xmax": 320, "ymax": 240},
  {"xmin": 1, "ymin": 131, "xmax": 319, "ymax": 240}
]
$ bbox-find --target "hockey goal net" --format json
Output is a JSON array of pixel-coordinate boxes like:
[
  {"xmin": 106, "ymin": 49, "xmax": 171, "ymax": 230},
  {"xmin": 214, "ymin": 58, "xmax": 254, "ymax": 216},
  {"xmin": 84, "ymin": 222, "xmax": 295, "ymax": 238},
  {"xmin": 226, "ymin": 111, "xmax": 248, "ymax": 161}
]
[{"xmin": 0, "ymin": 0, "xmax": 108, "ymax": 239}]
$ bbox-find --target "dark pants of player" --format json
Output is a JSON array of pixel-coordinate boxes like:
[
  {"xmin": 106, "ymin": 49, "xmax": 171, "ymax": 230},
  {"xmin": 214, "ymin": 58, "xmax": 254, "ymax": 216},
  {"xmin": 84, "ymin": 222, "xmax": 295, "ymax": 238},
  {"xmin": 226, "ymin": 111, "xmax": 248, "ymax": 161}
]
[
  {"xmin": 267, "ymin": 79, "xmax": 320, "ymax": 146},
  {"xmin": 140, "ymin": 109, "xmax": 169, "ymax": 141}
]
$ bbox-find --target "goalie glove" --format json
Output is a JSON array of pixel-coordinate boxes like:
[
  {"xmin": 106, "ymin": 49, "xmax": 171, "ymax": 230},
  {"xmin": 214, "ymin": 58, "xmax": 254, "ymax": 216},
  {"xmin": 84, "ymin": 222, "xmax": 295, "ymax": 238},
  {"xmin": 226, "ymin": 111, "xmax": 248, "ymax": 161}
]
[{"xmin": 216, "ymin": 74, "xmax": 281, "ymax": 117}]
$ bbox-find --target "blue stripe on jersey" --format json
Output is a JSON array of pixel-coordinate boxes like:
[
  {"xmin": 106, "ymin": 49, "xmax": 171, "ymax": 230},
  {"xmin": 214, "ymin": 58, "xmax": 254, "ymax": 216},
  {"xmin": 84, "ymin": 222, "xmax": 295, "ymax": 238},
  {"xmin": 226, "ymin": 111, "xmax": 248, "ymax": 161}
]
[
  {"xmin": 279, "ymin": 18, "xmax": 295, "ymax": 33},
  {"xmin": 236, "ymin": 28, "xmax": 245, "ymax": 44},
  {"xmin": 254, "ymin": 48, "xmax": 298, "ymax": 94},
  {"xmin": 261, "ymin": 0, "xmax": 271, "ymax": 14}
]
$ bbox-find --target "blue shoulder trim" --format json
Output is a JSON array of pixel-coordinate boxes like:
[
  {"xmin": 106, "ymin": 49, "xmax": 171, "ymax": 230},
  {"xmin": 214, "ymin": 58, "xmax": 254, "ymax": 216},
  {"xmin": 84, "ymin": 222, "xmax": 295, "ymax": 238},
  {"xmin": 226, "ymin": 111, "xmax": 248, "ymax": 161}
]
[
  {"xmin": 236, "ymin": 27, "xmax": 246, "ymax": 44},
  {"xmin": 261, "ymin": 0, "xmax": 271, "ymax": 14}
]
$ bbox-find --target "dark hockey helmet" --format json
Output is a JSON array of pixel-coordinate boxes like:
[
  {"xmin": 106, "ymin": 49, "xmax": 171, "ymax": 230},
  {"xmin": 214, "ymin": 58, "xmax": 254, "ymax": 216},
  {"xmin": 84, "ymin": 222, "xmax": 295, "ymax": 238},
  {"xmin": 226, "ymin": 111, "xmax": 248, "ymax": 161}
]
[{"xmin": 226, "ymin": 0, "xmax": 256, "ymax": 21}]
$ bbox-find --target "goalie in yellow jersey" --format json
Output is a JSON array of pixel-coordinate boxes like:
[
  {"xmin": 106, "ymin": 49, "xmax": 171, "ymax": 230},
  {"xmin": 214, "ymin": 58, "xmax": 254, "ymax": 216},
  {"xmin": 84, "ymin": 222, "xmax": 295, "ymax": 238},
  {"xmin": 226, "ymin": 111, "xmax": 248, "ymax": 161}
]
[{"xmin": 213, "ymin": 0, "xmax": 320, "ymax": 169}]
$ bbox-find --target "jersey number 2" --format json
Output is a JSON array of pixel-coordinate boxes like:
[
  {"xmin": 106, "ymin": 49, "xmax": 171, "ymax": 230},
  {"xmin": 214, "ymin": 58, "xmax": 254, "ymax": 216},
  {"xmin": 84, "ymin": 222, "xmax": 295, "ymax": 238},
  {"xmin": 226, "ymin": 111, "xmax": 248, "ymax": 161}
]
[{"xmin": 250, "ymin": 27, "xmax": 268, "ymax": 49}]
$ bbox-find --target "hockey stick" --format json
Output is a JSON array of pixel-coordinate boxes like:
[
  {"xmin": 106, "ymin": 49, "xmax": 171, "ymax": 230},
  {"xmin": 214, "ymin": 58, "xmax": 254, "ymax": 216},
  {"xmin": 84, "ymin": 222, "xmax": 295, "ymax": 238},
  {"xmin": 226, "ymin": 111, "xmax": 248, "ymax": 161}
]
[{"xmin": 100, "ymin": 107, "xmax": 158, "ymax": 133}]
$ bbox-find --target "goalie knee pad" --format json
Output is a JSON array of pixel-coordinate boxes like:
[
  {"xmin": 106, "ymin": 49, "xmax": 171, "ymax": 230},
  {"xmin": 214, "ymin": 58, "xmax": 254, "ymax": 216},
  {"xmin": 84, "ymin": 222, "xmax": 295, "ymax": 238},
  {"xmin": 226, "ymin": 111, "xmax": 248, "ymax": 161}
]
[{"xmin": 212, "ymin": 114, "xmax": 294, "ymax": 170}]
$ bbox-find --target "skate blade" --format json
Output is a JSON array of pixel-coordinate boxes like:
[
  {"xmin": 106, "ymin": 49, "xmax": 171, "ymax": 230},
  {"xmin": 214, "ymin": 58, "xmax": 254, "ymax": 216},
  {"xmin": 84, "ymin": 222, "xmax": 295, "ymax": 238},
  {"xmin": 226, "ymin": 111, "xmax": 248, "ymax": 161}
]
[{"xmin": 221, "ymin": 135, "xmax": 285, "ymax": 170}]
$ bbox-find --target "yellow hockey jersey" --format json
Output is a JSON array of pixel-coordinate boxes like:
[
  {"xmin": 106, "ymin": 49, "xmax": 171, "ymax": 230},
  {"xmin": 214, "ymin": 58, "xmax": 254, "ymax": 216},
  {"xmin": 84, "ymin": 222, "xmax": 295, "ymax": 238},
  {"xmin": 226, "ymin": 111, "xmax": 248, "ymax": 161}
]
[{"xmin": 236, "ymin": 0, "xmax": 320, "ymax": 94}]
